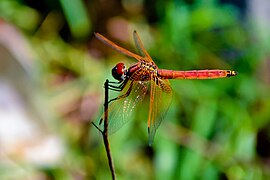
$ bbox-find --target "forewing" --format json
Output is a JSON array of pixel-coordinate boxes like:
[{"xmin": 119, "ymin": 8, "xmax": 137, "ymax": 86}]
[
  {"xmin": 147, "ymin": 76, "xmax": 172, "ymax": 145},
  {"xmin": 133, "ymin": 31, "xmax": 154, "ymax": 63},
  {"xmin": 95, "ymin": 32, "xmax": 142, "ymax": 61},
  {"xmin": 97, "ymin": 79, "xmax": 148, "ymax": 135}
]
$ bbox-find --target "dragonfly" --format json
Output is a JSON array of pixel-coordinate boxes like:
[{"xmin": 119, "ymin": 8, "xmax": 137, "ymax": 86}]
[{"xmin": 95, "ymin": 30, "xmax": 237, "ymax": 145}]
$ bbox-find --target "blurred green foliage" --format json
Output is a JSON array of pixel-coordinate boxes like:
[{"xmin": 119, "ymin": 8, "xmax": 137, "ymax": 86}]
[{"xmin": 1, "ymin": 0, "xmax": 270, "ymax": 179}]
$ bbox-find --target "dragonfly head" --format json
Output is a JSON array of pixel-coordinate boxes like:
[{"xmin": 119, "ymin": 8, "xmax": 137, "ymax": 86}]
[{"xmin": 112, "ymin": 62, "xmax": 127, "ymax": 81}]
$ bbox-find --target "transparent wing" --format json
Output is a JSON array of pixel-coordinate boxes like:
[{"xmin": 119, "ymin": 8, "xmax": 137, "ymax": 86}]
[
  {"xmin": 147, "ymin": 76, "xmax": 173, "ymax": 145},
  {"xmin": 95, "ymin": 32, "xmax": 142, "ymax": 61},
  {"xmin": 133, "ymin": 31, "xmax": 154, "ymax": 63},
  {"xmin": 97, "ymin": 79, "xmax": 148, "ymax": 135}
]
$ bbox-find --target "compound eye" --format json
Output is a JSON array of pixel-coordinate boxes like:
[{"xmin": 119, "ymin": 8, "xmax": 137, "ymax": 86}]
[{"xmin": 112, "ymin": 62, "xmax": 126, "ymax": 81}]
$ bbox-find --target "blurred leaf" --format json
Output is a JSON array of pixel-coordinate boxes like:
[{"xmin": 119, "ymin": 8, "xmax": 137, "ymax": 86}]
[{"xmin": 59, "ymin": 0, "xmax": 91, "ymax": 39}]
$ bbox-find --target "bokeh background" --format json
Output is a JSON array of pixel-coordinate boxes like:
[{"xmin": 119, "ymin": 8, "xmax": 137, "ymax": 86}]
[{"xmin": 0, "ymin": 0, "xmax": 270, "ymax": 179}]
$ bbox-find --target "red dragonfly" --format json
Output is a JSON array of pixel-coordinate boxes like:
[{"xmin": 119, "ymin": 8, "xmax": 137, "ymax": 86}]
[{"xmin": 95, "ymin": 31, "xmax": 237, "ymax": 145}]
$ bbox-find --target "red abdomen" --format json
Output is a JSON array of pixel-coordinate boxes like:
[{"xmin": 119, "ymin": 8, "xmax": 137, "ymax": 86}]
[{"xmin": 158, "ymin": 69, "xmax": 237, "ymax": 79}]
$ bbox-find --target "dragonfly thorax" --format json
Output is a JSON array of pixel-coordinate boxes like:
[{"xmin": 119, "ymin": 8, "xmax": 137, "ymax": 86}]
[
  {"xmin": 112, "ymin": 62, "xmax": 127, "ymax": 81},
  {"xmin": 140, "ymin": 61, "xmax": 158, "ymax": 74}
]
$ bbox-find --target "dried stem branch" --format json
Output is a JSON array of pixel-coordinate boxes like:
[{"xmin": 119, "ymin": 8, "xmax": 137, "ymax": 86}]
[{"xmin": 92, "ymin": 79, "xmax": 116, "ymax": 179}]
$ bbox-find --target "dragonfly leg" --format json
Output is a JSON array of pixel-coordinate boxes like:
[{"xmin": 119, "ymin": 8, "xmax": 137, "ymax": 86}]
[
  {"xmin": 107, "ymin": 87, "xmax": 122, "ymax": 92},
  {"xmin": 108, "ymin": 81, "xmax": 121, "ymax": 84},
  {"xmin": 107, "ymin": 79, "xmax": 128, "ymax": 91},
  {"xmin": 108, "ymin": 81, "xmax": 121, "ymax": 89},
  {"xmin": 108, "ymin": 81, "xmax": 134, "ymax": 104}
]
